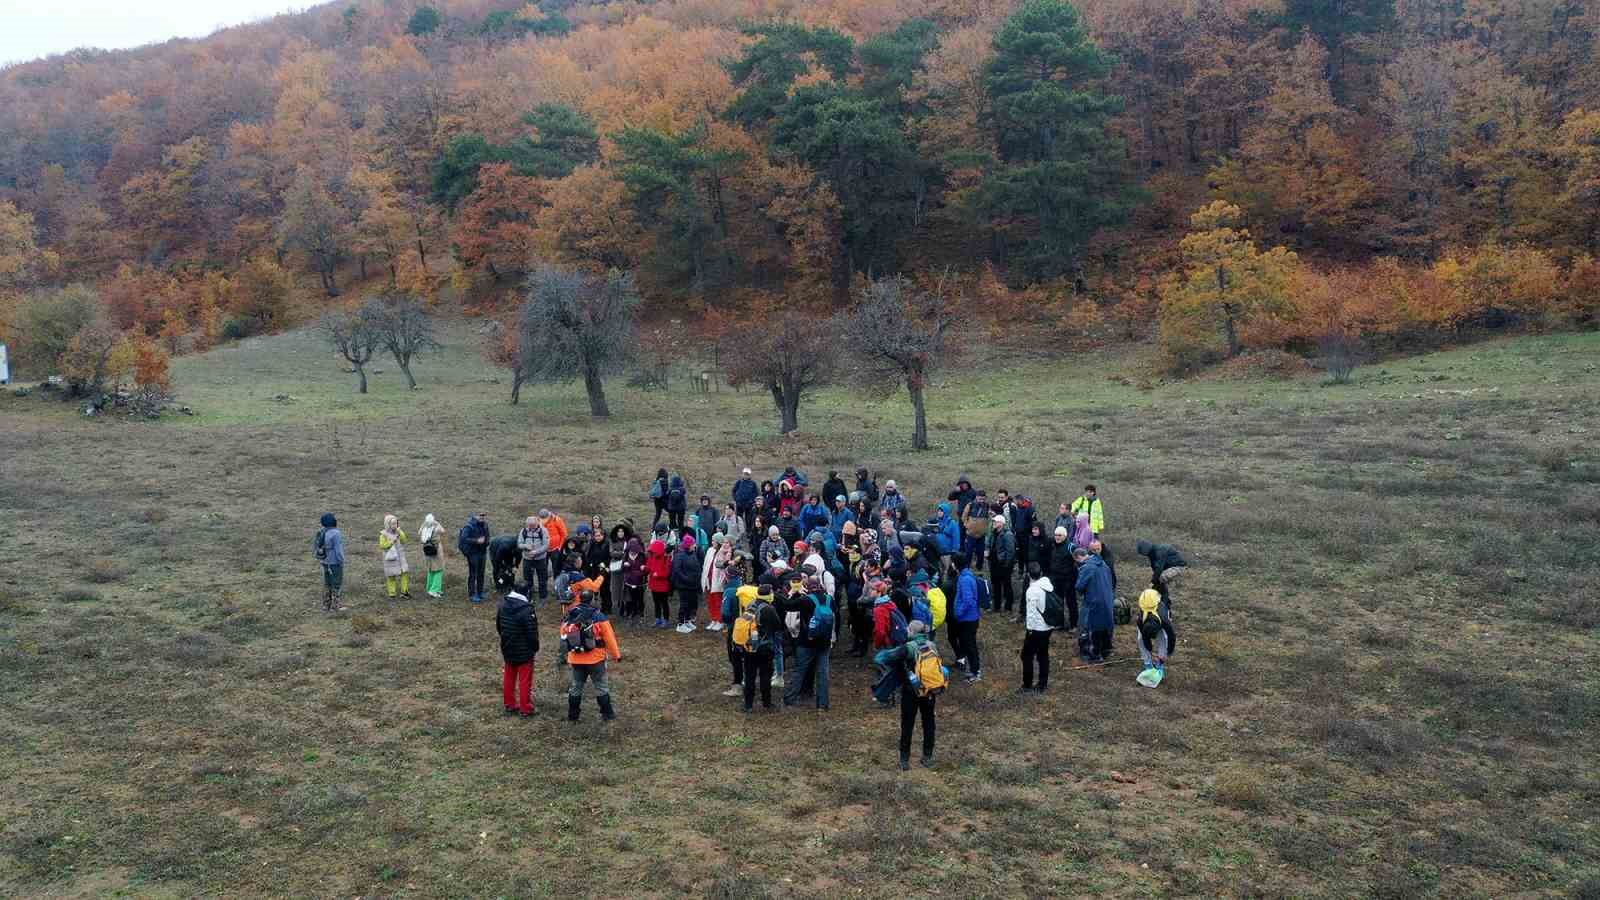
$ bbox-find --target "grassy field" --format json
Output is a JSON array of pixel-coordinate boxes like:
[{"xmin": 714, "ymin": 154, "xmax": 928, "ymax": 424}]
[{"xmin": 1, "ymin": 322, "xmax": 1597, "ymax": 898}]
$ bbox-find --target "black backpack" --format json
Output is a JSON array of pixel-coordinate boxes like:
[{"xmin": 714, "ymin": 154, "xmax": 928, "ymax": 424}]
[
  {"xmin": 1041, "ymin": 589, "xmax": 1065, "ymax": 629},
  {"xmin": 313, "ymin": 527, "xmax": 328, "ymax": 561},
  {"xmin": 562, "ymin": 607, "xmax": 599, "ymax": 653}
]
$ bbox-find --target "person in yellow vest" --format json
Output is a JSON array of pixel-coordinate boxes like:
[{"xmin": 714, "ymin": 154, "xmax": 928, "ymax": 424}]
[{"xmin": 1070, "ymin": 485, "xmax": 1105, "ymax": 537}]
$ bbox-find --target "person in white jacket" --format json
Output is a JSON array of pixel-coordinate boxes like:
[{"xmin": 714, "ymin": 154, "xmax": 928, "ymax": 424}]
[
  {"xmin": 1021, "ymin": 562, "xmax": 1056, "ymax": 694},
  {"xmin": 702, "ymin": 533, "xmax": 730, "ymax": 631}
]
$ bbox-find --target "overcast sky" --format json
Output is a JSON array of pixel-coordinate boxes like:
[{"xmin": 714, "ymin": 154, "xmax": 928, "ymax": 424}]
[{"xmin": 3, "ymin": 1, "xmax": 300, "ymax": 67}]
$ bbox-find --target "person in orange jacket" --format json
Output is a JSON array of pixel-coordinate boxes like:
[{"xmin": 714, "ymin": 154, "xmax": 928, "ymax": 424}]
[
  {"xmin": 563, "ymin": 590, "xmax": 622, "ymax": 722},
  {"xmin": 540, "ymin": 508, "xmax": 569, "ymax": 573}
]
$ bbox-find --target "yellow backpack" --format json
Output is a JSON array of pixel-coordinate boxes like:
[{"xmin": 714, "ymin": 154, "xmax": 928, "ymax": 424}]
[
  {"xmin": 732, "ymin": 601, "xmax": 764, "ymax": 652},
  {"xmin": 910, "ymin": 641, "xmax": 948, "ymax": 697},
  {"xmin": 926, "ymin": 586, "xmax": 948, "ymax": 630}
]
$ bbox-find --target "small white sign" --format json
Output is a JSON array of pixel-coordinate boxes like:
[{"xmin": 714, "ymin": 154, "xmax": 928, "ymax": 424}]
[{"xmin": 0, "ymin": 343, "xmax": 9, "ymax": 384}]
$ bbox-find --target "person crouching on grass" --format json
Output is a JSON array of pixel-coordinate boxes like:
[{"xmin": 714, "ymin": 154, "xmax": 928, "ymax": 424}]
[
  {"xmin": 563, "ymin": 590, "xmax": 622, "ymax": 722},
  {"xmin": 1135, "ymin": 589, "xmax": 1177, "ymax": 680},
  {"xmin": 496, "ymin": 589, "xmax": 539, "ymax": 717}
]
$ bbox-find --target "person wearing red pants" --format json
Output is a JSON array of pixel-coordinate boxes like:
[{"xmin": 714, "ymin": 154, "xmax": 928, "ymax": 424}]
[
  {"xmin": 496, "ymin": 589, "xmax": 540, "ymax": 717},
  {"xmin": 703, "ymin": 532, "xmax": 731, "ymax": 631}
]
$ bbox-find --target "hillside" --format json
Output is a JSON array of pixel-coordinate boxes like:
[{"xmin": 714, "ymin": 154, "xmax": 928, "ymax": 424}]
[
  {"xmin": 3, "ymin": 0, "xmax": 1600, "ymax": 387},
  {"xmin": 0, "ymin": 329, "xmax": 1597, "ymax": 896}
]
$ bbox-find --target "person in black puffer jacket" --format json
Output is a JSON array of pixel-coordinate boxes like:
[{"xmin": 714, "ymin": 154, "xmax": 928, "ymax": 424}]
[
  {"xmin": 496, "ymin": 590, "xmax": 540, "ymax": 717},
  {"xmin": 670, "ymin": 535, "xmax": 703, "ymax": 631}
]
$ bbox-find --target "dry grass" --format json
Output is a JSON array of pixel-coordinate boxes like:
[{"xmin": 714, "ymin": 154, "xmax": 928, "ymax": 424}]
[{"xmin": 0, "ymin": 325, "xmax": 1597, "ymax": 896}]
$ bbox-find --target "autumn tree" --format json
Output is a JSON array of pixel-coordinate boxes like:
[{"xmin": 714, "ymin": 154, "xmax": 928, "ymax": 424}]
[
  {"xmin": 613, "ymin": 124, "xmax": 745, "ymax": 299},
  {"xmin": 480, "ymin": 315, "xmax": 526, "ymax": 404},
  {"xmin": 725, "ymin": 304, "xmax": 837, "ymax": 434},
  {"xmin": 276, "ymin": 167, "xmax": 350, "ymax": 296},
  {"xmin": 60, "ymin": 319, "xmax": 135, "ymax": 400},
  {"xmin": 11, "ymin": 284, "xmax": 100, "ymax": 377},
  {"xmin": 321, "ymin": 304, "xmax": 380, "ymax": 393},
  {"xmin": 980, "ymin": 0, "xmax": 1136, "ymax": 282},
  {"xmin": 0, "ymin": 201, "xmax": 57, "ymax": 297},
  {"xmin": 1552, "ymin": 109, "xmax": 1600, "ymax": 253},
  {"xmin": 362, "ymin": 293, "xmax": 440, "ymax": 389},
  {"xmin": 1158, "ymin": 201, "xmax": 1299, "ymax": 371},
  {"xmin": 519, "ymin": 265, "xmax": 641, "ymax": 417},
  {"xmin": 842, "ymin": 273, "xmax": 967, "ymax": 451}
]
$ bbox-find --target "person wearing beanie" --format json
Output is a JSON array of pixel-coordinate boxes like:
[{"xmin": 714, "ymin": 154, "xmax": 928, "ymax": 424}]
[
  {"xmin": 496, "ymin": 589, "xmax": 539, "ymax": 717},
  {"xmin": 645, "ymin": 538, "xmax": 672, "ymax": 627},
  {"xmin": 873, "ymin": 619, "xmax": 938, "ymax": 769},
  {"xmin": 877, "ymin": 478, "xmax": 906, "ymax": 525},
  {"xmin": 739, "ymin": 585, "xmax": 784, "ymax": 712},
  {"xmin": 986, "ymin": 513, "xmax": 1017, "ymax": 614},
  {"xmin": 648, "ymin": 468, "xmax": 671, "ymax": 528},
  {"xmin": 732, "ymin": 467, "xmax": 759, "ymax": 530},
  {"xmin": 760, "ymin": 525, "xmax": 789, "ymax": 571},
  {"xmin": 563, "ymin": 590, "xmax": 622, "ymax": 722},
  {"xmin": 1020, "ymin": 562, "xmax": 1055, "ymax": 693},
  {"xmin": 313, "ymin": 513, "xmax": 346, "ymax": 612},
  {"xmin": 855, "ymin": 467, "xmax": 879, "ymax": 506},
  {"xmin": 719, "ymin": 557, "xmax": 751, "ymax": 695},
  {"xmin": 1134, "ymin": 588, "xmax": 1177, "ymax": 675},
  {"xmin": 671, "ymin": 534, "xmax": 703, "ymax": 632},
  {"xmin": 1135, "ymin": 539, "xmax": 1189, "ymax": 610}
]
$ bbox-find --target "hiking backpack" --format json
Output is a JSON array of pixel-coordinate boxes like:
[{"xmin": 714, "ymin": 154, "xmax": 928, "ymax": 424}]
[
  {"xmin": 910, "ymin": 591, "xmax": 933, "ymax": 629},
  {"xmin": 1114, "ymin": 594, "xmax": 1132, "ymax": 626},
  {"xmin": 560, "ymin": 609, "xmax": 599, "ymax": 654},
  {"xmin": 313, "ymin": 527, "xmax": 328, "ymax": 561},
  {"xmin": 733, "ymin": 601, "xmax": 766, "ymax": 652},
  {"xmin": 907, "ymin": 642, "xmax": 948, "ymax": 697},
  {"xmin": 888, "ymin": 607, "xmax": 909, "ymax": 645},
  {"xmin": 1042, "ymin": 589, "xmax": 1066, "ymax": 629},
  {"xmin": 807, "ymin": 596, "xmax": 835, "ymax": 643},
  {"xmin": 925, "ymin": 587, "xmax": 948, "ymax": 630}
]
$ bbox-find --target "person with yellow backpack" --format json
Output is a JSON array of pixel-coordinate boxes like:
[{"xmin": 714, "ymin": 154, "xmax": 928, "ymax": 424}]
[
  {"xmin": 1134, "ymin": 589, "xmax": 1177, "ymax": 688},
  {"xmin": 733, "ymin": 585, "xmax": 784, "ymax": 712},
  {"xmin": 874, "ymin": 620, "xmax": 945, "ymax": 770}
]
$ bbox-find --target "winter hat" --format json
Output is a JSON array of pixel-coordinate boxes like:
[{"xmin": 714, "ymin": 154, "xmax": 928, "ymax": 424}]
[
  {"xmin": 742, "ymin": 467, "xmax": 752, "ymax": 475},
  {"xmin": 769, "ymin": 559, "xmax": 790, "ymax": 573},
  {"xmin": 792, "ymin": 541, "xmax": 809, "ymax": 554},
  {"xmin": 680, "ymin": 535, "xmax": 696, "ymax": 551},
  {"xmin": 711, "ymin": 533, "xmax": 726, "ymax": 545},
  {"xmin": 992, "ymin": 515, "xmax": 1005, "ymax": 525},
  {"xmin": 539, "ymin": 508, "xmax": 552, "ymax": 519},
  {"xmin": 505, "ymin": 590, "xmax": 527, "ymax": 604},
  {"xmin": 885, "ymin": 480, "xmax": 897, "ymax": 490},
  {"xmin": 320, "ymin": 513, "xmax": 336, "ymax": 528},
  {"xmin": 577, "ymin": 524, "xmax": 593, "ymax": 536},
  {"xmin": 768, "ymin": 526, "xmax": 781, "ymax": 539},
  {"xmin": 804, "ymin": 576, "xmax": 824, "ymax": 593},
  {"xmin": 836, "ymin": 495, "xmax": 848, "ymax": 505},
  {"xmin": 654, "ymin": 522, "xmax": 670, "ymax": 536},
  {"xmin": 649, "ymin": 539, "xmax": 666, "ymax": 554},
  {"xmin": 1136, "ymin": 539, "xmax": 1153, "ymax": 555},
  {"xmin": 908, "ymin": 620, "xmax": 928, "ymax": 636},
  {"xmin": 1138, "ymin": 589, "xmax": 1163, "ymax": 619},
  {"xmin": 757, "ymin": 585, "xmax": 774, "ymax": 601}
]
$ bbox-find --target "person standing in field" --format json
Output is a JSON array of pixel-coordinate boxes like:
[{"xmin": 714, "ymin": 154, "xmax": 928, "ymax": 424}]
[
  {"xmin": 517, "ymin": 515, "xmax": 551, "ymax": 601},
  {"xmin": 666, "ymin": 475, "xmax": 689, "ymax": 532},
  {"xmin": 986, "ymin": 514, "xmax": 1017, "ymax": 615},
  {"xmin": 703, "ymin": 532, "xmax": 732, "ymax": 632},
  {"xmin": 622, "ymin": 537, "xmax": 647, "ymax": 620},
  {"xmin": 671, "ymin": 534, "xmax": 703, "ymax": 632},
  {"xmin": 1071, "ymin": 485, "xmax": 1105, "ymax": 538},
  {"xmin": 540, "ymin": 509, "xmax": 569, "ymax": 577},
  {"xmin": 950, "ymin": 554, "xmax": 983, "ymax": 683},
  {"xmin": 874, "ymin": 620, "xmax": 940, "ymax": 770},
  {"xmin": 1020, "ymin": 563, "xmax": 1055, "ymax": 693},
  {"xmin": 1074, "ymin": 546, "xmax": 1115, "ymax": 662},
  {"xmin": 649, "ymin": 468, "xmax": 671, "ymax": 528},
  {"xmin": 313, "ymin": 513, "xmax": 346, "ymax": 612},
  {"xmin": 607, "ymin": 523, "xmax": 633, "ymax": 615},
  {"xmin": 732, "ymin": 467, "xmax": 759, "ymax": 532},
  {"xmin": 646, "ymin": 537, "xmax": 672, "ymax": 628},
  {"xmin": 459, "ymin": 512, "xmax": 490, "ymax": 603},
  {"xmin": 379, "ymin": 515, "xmax": 411, "ymax": 600},
  {"xmin": 496, "ymin": 589, "xmax": 539, "ymax": 717},
  {"xmin": 563, "ymin": 590, "xmax": 622, "ymax": 722},
  {"xmin": 419, "ymin": 514, "xmax": 446, "ymax": 599}
]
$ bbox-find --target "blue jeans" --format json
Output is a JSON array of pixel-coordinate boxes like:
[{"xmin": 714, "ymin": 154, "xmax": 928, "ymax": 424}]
[{"xmin": 785, "ymin": 644, "xmax": 830, "ymax": 708}]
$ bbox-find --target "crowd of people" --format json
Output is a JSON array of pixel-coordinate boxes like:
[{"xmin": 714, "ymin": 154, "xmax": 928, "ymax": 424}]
[{"xmin": 311, "ymin": 466, "xmax": 1189, "ymax": 764}]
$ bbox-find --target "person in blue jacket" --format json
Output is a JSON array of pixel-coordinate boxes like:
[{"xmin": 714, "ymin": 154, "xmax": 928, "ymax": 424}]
[
  {"xmin": 732, "ymin": 467, "xmax": 759, "ymax": 529},
  {"xmin": 797, "ymin": 493, "xmax": 830, "ymax": 536},
  {"xmin": 458, "ymin": 512, "xmax": 491, "ymax": 603},
  {"xmin": 828, "ymin": 494, "xmax": 856, "ymax": 543},
  {"xmin": 933, "ymin": 502, "xmax": 962, "ymax": 579},
  {"xmin": 1074, "ymin": 546, "xmax": 1116, "ymax": 662},
  {"xmin": 313, "ymin": 513, "xmax": 346, "ymax": 612},
  {"xmin": 949, "ymin": 554, "xmax": 983, "ymax": 683}
]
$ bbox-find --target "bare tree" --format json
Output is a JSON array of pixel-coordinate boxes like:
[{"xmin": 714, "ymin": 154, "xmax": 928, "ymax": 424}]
[
  {"xmin": 364, "ymin": 293, "xmax": 440, "ymax": 389},
  {"xmin": 725, "ymin": 309, "xmax": 836, "ymax": 434},
  {"xmin": 841, "ymin": 273, "xmax": 966, "ymax": 451},
  {"xmin": 520, "ymin": 265, "xmax": 641, "ymax": 417},
  {"xmin": 1318, "ymin": 329, "xmax": 1367, "ymax": 385},
  {"xmin": 480, "ymin": 317, "xmax": 527, "ymax": 404},
  {"xmin": 322, "ymin": 306, "xmax": 379, "ymax": 393}
]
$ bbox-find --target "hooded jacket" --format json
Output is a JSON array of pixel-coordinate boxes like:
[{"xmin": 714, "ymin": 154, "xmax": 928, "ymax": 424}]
[
  {"xmin": 316, "ymin": 514, "xmax": 346, "ymax": 566},
  {"xmin": 645, "ymin": 540, "xmax": 672, "ymax": 593},
  {"xmin": 1024, "ymin": 576, "xmax": 1055, "ymax": 632},
  {"xmin": 622, "ymin": 538, "xmax": 647, "ymax": 589},
  {"xmin": 797, "ymin": 500, "xmax": 830, "ymax": 536},
  {"xmin": 947, "ymin": 477, "xmax": 977, "ymax": 517},
  {"xmin": 821, "ymin": 473, "xmax": 849, "ymax": 510},
  {"xmin": 458, "ymin": 515, "xmax": 490, "ymax": 556},
  {"xmin": 1071, "ymin": 495, "xmax": 1105, "ymax": 535},
  {"xmin": 496, "ymin": 592, "xmax": 540, "ymax": 664},
  {"xmin": 776, "ymin": 513, "xmax": 802, "ymax": 548},
  {"xmin": 665, "ymin": 476, "xmax": 689, "ymax": 513},
  {"xmin": 1075, "ymin": 555, "xmax": 1115, "ymax": 631},
  {"xmin": 542, "ymin": 514, "xmax": 569, "ymax": 554},
  {"xmin": 1136, "ymin": 541, "xmax": 1187, "ymax": 578},
  {"xmin": 856, "ymin": 472, "xmax": 880, "ymax": 504},
  {"xmin": 934, "ymin": 503, "xmax": 962, "ymax": 555},
  {"xmin": 953, "ymin": 567, "xmax": 981, "ymax": 623},
  {"xmin": 986, "ymin": 522, "xmax": 1016, "ymax": 565}
]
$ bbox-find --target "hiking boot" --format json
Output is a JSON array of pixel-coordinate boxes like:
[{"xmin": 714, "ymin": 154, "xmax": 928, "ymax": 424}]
[
  {"xmin": 597, "ymin": 695, "xmax": 616, "ymax": 722},
  {"xmin": 920, "ymin": 754, "xmax": 934, "ymax": 768},
  {"xmin": 567, "ymin": 697, "xmax": 581, "ymax": 723},
  {"xmin": 503, "ymin": 706, "xmax": 519, "ymax": 717},
  {"xmin": 899, "ymin": 753, "xmax": 911, "ymax": 772}
]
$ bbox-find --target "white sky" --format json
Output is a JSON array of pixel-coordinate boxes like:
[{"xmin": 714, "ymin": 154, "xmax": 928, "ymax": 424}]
[{"xmin": 2, "ymin": 1, "xmax": 302, "ymax": 67}]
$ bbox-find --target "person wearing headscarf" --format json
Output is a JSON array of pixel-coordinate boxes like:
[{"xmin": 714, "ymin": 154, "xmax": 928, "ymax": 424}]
[
  {"xmin": 1134, "ymin": 588, "xmax": 1177, "ymax": 674},
  {"xmin": 419, "ymin": 513, "xmax": 446, "ymax": 598},
  {"xmin": 378, "ymin": 515, "xmax": 410, "ymax": 600},
  {"xmin": 1072, "ymin": 512, "xmax": 1094, "ymax": 549}
]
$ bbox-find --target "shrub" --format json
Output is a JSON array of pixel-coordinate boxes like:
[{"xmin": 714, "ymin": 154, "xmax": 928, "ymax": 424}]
[
  {"xmin": 84, "ymin": 558, "xmax": 128, "ymax": 583},
  {"xmin": 1318, "ymin": 330, "xmax": 1366, "ymax": 384},
  {"xmin": 59, "ymin": 588, "xmax": 102, "ymax": 603},
  {"xmin": 1214, "ymin": 769, "xmax": 1271, "ymax": 810}
]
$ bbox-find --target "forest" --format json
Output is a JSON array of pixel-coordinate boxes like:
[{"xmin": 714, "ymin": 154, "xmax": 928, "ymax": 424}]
[{"xmin": 2, "ymin": 0, "xmax": 1599, "ymax": 394}]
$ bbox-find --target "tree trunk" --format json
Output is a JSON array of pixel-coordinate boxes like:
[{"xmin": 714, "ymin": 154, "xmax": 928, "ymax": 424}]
[
  {"xmin": 397, "ymin": 361, "xmax": 417, "ymax": 389},
  {"xmin": 583, "ymin": 362, "xmax": 610, "ymax": 417},
  {"xmin": 356, "ymin": 364, "xmax": 368, "ymax": 394},
  {"xmin": 779, "ymin": 388, "xmax": 799, "ymax": 434},
  {"xmin": 1222, "ymin": 305, "xmax": 1241, "ymax": 358},
  {"xmin": 909, "ymin": 380, "xmax": 929, "ymax": 451},
  {"xmin": 510, "ymin": 371, "xmax": 524, "ymax": 405},
  {"xmin": 359, "ymin": 255, "xmax": 368, "ymax": 280}
]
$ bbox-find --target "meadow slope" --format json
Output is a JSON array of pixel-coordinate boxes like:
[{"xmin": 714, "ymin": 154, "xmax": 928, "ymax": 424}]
[{"xmin": 1, "ymin": 325, "xmax": 1597, "ymax": 897}]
